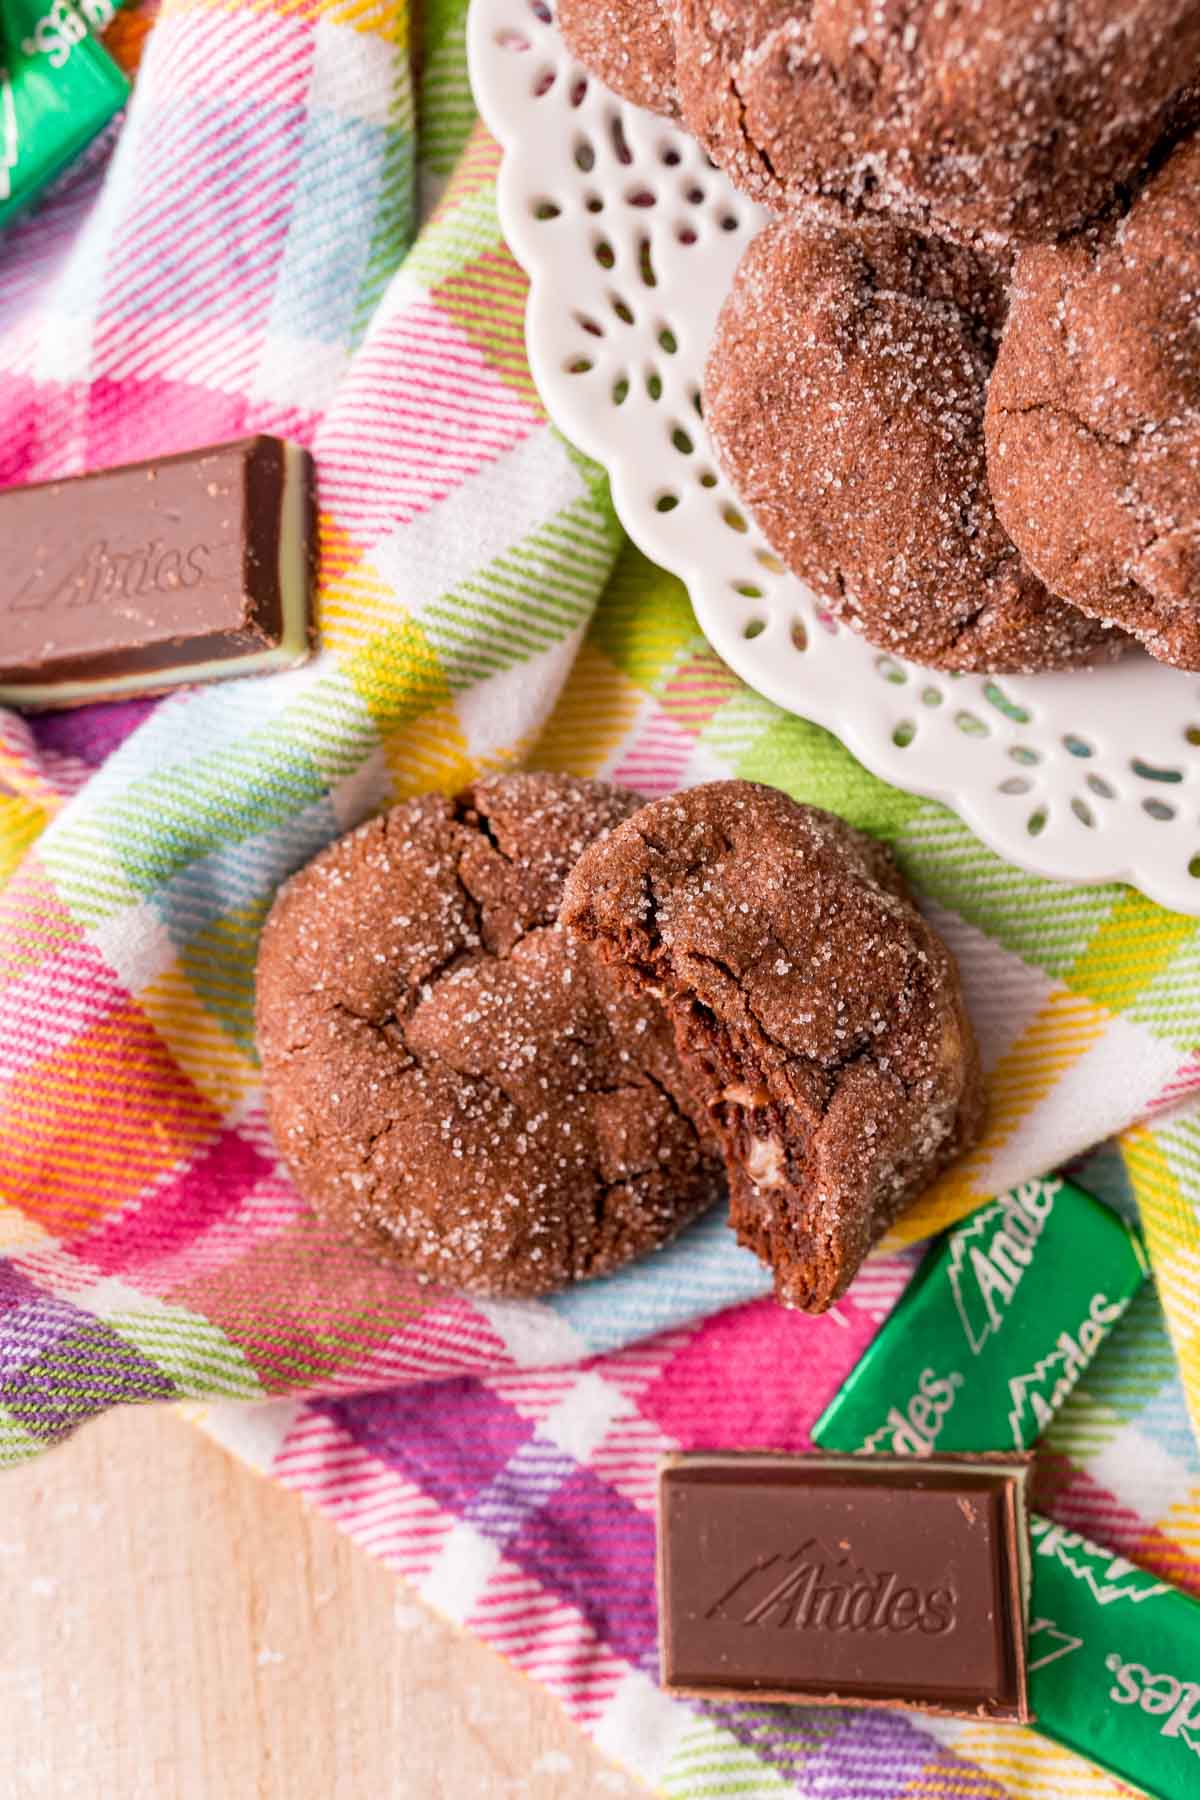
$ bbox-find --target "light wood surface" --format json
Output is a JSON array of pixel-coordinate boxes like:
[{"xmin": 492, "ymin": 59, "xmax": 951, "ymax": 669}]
[{"xmin": 0, "ymin": 1406, "xmax": 646, "ymax": 1799}]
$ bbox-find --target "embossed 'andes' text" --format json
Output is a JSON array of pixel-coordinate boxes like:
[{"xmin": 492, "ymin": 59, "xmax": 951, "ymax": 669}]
[
  {"xmin": 707, "ymin": 1539, "xmax": 957, "ymax": 1635},
  {"xmin": 8, "ymin": 540, "xmax": 213, "ymax": 614}
]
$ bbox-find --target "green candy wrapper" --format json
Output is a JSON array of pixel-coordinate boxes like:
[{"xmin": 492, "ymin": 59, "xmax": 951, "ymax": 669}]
[
  {"xmin": 813, "ymin": 1177, "xmax": 1150, "ymax": 1457},
  {"xmin": 1029, "ymin": 1517, "xmax": 1200, "ymax": 1798},
  {"xmin": 18, "ymin": 0, "xmax": 127, "ymax": 62},
  {"xmin": 1, "ymin": 2, "xmax": 129, "ymax": 234}
]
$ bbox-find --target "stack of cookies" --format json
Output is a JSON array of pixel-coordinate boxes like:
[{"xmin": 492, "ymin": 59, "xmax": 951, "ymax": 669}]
[
  {"xmin": 559, "ymin": 0, "xmax": 1200, "ymax": 673},
  {"xmin": 257, "ymin": 776, "xmax": 983, "ymax": 1311}
]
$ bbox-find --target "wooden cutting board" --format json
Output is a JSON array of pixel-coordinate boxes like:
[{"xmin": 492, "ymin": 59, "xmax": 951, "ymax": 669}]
[{"xmin": 1, "ymin": 1406, "xmax": 643, "ymax": 1799}]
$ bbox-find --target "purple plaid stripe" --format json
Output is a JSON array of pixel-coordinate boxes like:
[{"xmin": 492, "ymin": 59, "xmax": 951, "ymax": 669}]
[
  {"xmin": 0, "ymin": 1263, "xmax": 45, "ymax": 1316},
  {"xmin": 506, "ymin": 1465, "xmax": 659, "ymax": 1670},
  {"xmin": 700, "ymin": 1699, "xmax": 843, "ymax": 1774},
  {"xmin": 1, "ymin": 1320, "xmax": 174, "ymax": 1442},
  {"xmin": 465, "ymin": 1435, "xmax": 578, "ymax": 1543},
  {"xmin": 30, "ymin": 698, "xmax": 159, "ymax": 770},
  {"xmin": 326, "ymin": 1381, "xmax": 534, "ymax": 1506},
  {"xmin": 0, "ymin": 1292, "xmax": 94, "ymax": 1379},
  {"xmin": 329, "ymin": 1385, "xmax": 660, "ymax": 1669},
  {"xmin": 785, "ymin": 1708, "xmax": 1009, "ymax": 1799}
]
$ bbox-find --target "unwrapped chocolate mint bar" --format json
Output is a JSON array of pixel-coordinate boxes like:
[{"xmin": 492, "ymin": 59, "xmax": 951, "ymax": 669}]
[
  {"xmin": 658, "ymin": 1451, "xmax": 1032, "ymax": 1721},
  {"xmin": 0, "ymin": 436, "xmax": 316, "ymax": 708}
]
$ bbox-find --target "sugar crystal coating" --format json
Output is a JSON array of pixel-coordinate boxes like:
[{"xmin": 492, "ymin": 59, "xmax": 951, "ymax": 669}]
[
  {"xmin": 557, "ymin": 0, "xmax": 679, "ymax": 116},
  {"xmin": 987, "ymin": 133, "xmax": 1200, "ymax": 668},
  {"xmin": 705, "ymin": 213, "xmax": 1125, "ymax": 672},
  {"xmin": 256, "ymin": 773, "xmax": 723, "ymax": 1296},
  {"xmin": 561, "ymin": 780, "xmax": 985, "ymax": 1312},
  {"xmin": 672, "ymin": 0, "xmax": 1200, "ymax": 247}
]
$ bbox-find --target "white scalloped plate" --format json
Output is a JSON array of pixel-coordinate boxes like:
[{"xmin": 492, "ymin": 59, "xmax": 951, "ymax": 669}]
[{"xmin": 468, "ymin": 0, "xmax": 1200, "ymax": 913}]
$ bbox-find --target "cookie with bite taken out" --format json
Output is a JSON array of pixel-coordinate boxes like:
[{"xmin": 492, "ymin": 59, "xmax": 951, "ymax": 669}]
[{"xmin": 561, "ymin": 781, "xmax": 985, "ymax": 1311}]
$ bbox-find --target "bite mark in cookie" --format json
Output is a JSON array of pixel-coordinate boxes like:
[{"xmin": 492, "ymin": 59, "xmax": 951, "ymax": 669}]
[{"xmin": 561, "ymin": 781, "xmax": 985, "ymax": 1312}]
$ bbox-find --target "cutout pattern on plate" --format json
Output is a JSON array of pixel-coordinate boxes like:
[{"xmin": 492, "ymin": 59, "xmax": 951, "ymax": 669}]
[{"xmin": 469, "ymin": 0, "xmax": 1200, "ymax": 912}]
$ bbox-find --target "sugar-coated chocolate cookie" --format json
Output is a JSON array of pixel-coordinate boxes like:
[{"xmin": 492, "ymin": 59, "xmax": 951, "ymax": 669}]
[
  {"xmin": 672, "ymin": 0, "xmax": 1200, "ymax": 246},
  {"xmin": 557, "ymin": 0, "xmax": 679, "ymax": 117},
  {"xmin": 256, "ymin": 774, "xmax": 723, "ymax": 1297},
  {"xmin": 705, "ymin": 215, "xmax": 1124, "ymax": 673},
  {"xmin": 986, "ymin": 134, "xmax": 1200, "ymax": 669},
  {"xmin": 561, "ymin": 782, "xmax": 984, "ymax": 1312}
]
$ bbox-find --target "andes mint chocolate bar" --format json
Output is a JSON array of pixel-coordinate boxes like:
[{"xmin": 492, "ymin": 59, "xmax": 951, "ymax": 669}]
[
  {"xmin": 813, "ymin": 1177, "xmax": 1149, "ymax": 1457},
  {"xmin": 0, "ymin": 436, "xmax": 315, "ymax": 709},
  {"xmin": 658, "ymin": 1452, "xmax": 1031, "ymax": 1720},
  {"xmin": 1028, "ymin": 1516, "xmax": 1200, "ymax": 1800}
]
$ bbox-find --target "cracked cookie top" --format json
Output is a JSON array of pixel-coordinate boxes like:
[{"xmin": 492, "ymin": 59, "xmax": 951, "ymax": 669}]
[
  {"xmin": 255, "ymin": 773, "xmax": 723, "ymax": 1296},
  {"xmin": 704, "ymin": 213, "xmax": 1126, "ymax": 673},
  {"xmin": 561, "ymin": 781, "xmax": 985, "ymax": 1312},
  {"xmin": 986, "ymin": 133, "xmax": 1200, "ymax": 669},
  {"xmin": 672, "ymin": 0, "xmax": 1200, "ymax": 247}
]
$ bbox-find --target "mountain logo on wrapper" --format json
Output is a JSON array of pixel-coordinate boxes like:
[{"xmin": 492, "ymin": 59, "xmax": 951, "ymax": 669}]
[
  {"xmin": 1005, "ymin": 1292, "xmax": 1130, "ymax": 1444},
  {"xmin": 1029, "ymin": 1515, "xmax": 1200, "ymax": 1798},
  {"xmin": 946, "ymin": 1178, "xmax": 1060, "ymax": 1354},
  {"xmin": 1030, "ymin": 1518, "xmax": 1170, "ymax": 1607},
  {"xmin": 707, "ymin": 1540, "xmax": 958, "ymax": 1637},
  {"xmin": 1027, "ymin": 1617, "xmax": 1084, "ymax": 1673},
  {"xmin": 1105, "ymin": 1654, "xmax": 1200, "ymax": 1759},
  {"xmin": 811, "ymin": 1177, "xmax": 1149, "ymax": 1460}
]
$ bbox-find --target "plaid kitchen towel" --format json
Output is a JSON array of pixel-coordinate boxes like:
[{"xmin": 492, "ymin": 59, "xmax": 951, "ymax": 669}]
[{"xmin": 1, "ymin": 3, "xmax": 1199, "ymax": 1795}]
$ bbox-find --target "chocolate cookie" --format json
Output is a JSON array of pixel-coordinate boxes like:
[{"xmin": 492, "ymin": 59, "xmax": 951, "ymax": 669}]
[
  {"xmin": 557, "ymin": 0, "xmax": 678, "ymax": 117},
  {"xmin": 561, "ymin": 782, "xmax": 984, "ymax": 1312},
  {"xmin": 986, "ymin": 134, "xmax": 1200, "ymax": 669},
  {"xmin": 705, "ymin": 214, "xmax": 1124, "ymax": 673},
  {"xmin": 673, "ymin": 0, "xmax": 1200, "ymax": 246},
  {"xmin": 256, "ymin": 774, "xmax": 723, "ymax": 1297}
]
